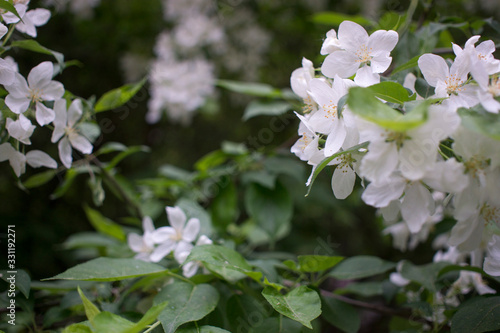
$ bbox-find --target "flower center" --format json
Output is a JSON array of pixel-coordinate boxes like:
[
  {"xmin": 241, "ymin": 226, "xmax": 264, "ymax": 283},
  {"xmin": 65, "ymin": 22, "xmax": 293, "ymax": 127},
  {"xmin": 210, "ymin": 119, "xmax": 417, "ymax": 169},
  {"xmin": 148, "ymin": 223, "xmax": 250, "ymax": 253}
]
[
  {"xmin": 355, "ymin": 44, "xmax": 373, "ymax": 65},
  {"xmin": 481, "ymin": 204, "xmax": 500, "ymax": 225},
  {"xmin": 464, "ymin": 155, "xmax": 489, "ymax": 178},
  {"xmin": 385, "ymin": 131, "xmax": 409, "ymax": 149},
  {"xmin": 488, "ymin": 77, "xmax": 500, "ymax": 96},
  {"xmin": 299, "ymin": 132, "xmax": 312, "ymax": 151},
  {"xmin": 322, "ymin": 101, "xmax": 337, "ymax": 120},
  {"xmin": 445, "ymin": 74, "xmax": 464, "ymax": 95},
  {"xmin": 29, "ymin": 89, "xmax": 43, "ymax": 103},
  {"xmin": 337, "ymin": 153, "xmax": 355, "ymax": 171},
  {"xmin": 302, "ymin": 95, "xmax": 315, "ymax": 114}
]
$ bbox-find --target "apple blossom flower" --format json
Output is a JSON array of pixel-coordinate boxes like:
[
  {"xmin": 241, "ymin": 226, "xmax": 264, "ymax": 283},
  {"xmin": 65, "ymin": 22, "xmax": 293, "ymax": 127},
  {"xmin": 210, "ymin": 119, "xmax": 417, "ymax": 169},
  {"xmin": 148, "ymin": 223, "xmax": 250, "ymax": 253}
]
[
  {"xmin": 321, "ymin": 20, "xmax": 398, "ymax": 79},
  {"xmin": 5, "ymin": 61, "xmax": 64, "ymax": 126},
  {"xmin": 320, "ymin": 29, "xmax": 342, "ymax": 55},
  {"xmin": 51, "ymin": 99, "xmax": 93, "ymax": 169},
  {"xmin": 418, "ymin": 52, "xmax": 479, "ymax": 108},
  {"xmin": 290, "ymin": 57, "xmax": 317, "ymax": 113},
  {"xmin": 290, "ymin": 118, "xmax": 320, "ymax": 162},
  {"xmin": 150, "ymin": 206, "xmax": 201, "ymax": 263},
  {"xmin": 127, "ymin": 216, "xmax": 158, "ymax": 262},
  {"xmin": 15, "ymin": 8, "xmax": 51, "ymax": 38},
  {"xmin": 6, "ymin": 114, "xmax": 36, "ymax": 144},
  {"xmin": 0, "ymin": 142, "xmax": 57, "ymax": 177}
]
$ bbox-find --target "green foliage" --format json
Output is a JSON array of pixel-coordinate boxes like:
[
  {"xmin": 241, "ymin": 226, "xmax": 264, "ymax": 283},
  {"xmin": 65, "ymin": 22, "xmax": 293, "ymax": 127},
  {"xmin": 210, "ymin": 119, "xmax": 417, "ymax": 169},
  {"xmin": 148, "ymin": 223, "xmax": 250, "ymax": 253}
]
[
  {"xmin": 321, "ymin": 297, "xmax": 360, "ymax": 333},
  {"xmin": 243, "ymin": 101, "xmax": 292, "ymax": 121},
  {"xmin": 94, "ymin": 78, "xmax": 147, "ymax": 112},
  {"xmin": 46, "ymin": 258, "xmax": 167, "ymax": 281},
  {"xmin": 451, "ymin": 296, "xmax": 500, "ymax": 333},
  {"xmin": 329, "ymin": 256, "xmax": 396, "ymax": 280},
  {"xmin": 154, "ymin": 282, "xmax": 219, "ymax": 333},
  {"xmin": 262, "ymin": 286, "xmax": 322, "ymax": 329}
]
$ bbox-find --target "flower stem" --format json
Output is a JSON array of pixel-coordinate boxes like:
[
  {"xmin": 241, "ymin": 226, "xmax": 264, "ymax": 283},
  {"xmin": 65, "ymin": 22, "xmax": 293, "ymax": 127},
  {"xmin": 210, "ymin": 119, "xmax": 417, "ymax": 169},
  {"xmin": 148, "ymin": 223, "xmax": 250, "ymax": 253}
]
[{"xmin": 143, "ymin": 321, "xmax": 161, "ymax": 333}]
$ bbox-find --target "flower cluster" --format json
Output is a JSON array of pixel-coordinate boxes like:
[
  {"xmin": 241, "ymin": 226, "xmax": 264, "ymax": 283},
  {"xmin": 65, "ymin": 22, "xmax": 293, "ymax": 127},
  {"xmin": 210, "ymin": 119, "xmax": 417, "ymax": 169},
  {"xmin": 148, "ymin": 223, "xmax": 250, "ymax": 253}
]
[
  {"xmin": 291, "ymin": 21, "xmax": 500, "ymax": 278},
  {"xmin": 0, "ymin": 2, "xmax": 96, "ymax": 177},
  {"xmin": 127, "ymin": 206, "xmax": 212, "ymax": 278},
  {"xmin": 128, "ymin": 0, "xmax": 270, "ymax": 124}
]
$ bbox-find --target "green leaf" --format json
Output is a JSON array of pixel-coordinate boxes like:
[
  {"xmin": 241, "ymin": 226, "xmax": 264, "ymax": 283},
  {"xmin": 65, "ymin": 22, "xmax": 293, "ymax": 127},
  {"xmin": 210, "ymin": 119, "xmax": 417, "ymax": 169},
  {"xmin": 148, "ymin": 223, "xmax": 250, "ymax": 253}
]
[
  {"xmin": 399, "ymin": 261, "xmax": 451, "ymax": 292},
  {"xmin": 185, "ymin": 244, "xmax": 261, "ymax": 283},
  {"xmin": 347, "ymin": 87, "xmax": 427, "ymax": 131},
  {"xmin": 123, "ymin": 301, "xmax": 169, "ymax": 333},
  {"xmin": 244, "ymin": 181, "xmax": 292, "ymax": 240},
  {"xmin": 93, "ymin": 312, "xmax": 134, "ymax": 333},
  {"xmin": 176, "ymin": 198, "xmax": 214, "ymax": 238},
  {"xmin": 305, "ymin": 142, "xmax": 368, "ymax": 197},
  {"xmin": 177, "ymin": 326, "xmax": 231, "ymax": 333},
  {"xmin": 311, "ymin": 11, "xmax": 370, "ymax": 26},
  {"xmin": 322, "ymin": 296, "xmax": 360, "ymax": 333},
  {"xmin": 62, "ymin": 232, "xmax": 119, "ymax": 249},
  {"xmin": 458, "ymin": 107, "xmax": 500, "ymax": 140},
  {"xmin": 62, "ymin": 323, "xmax": 93, "ymax": 333},
  {"xmin": 83, "ymin": 205, "xmax": 126, "ymax": 241},
  {"xmin": 451, "ymin": 296, "xmax": 500, "ymax": 333},
  {"xmin": 216, "ymin": 80, "xmax": 282, "ymax": 98},
  {"xmin": 11, "ymin": 40, "xmax": 64, "ymax": 64},
  {"xmin": 368, "ymin": 81, "xmax": 414, "ymax": 104},
  {"xmin": 297, "ymin": 255, "xmax": 344, "ymax": 273},
  {"xmin": 227, "ymin": 294, "xmax": 272, "ymax": 331},
  {"xmin": 414, "ymin": 77, "xmax": 435, "ymax": 98},
  {"xmin": 87, "ymin": 176, "xmax": 105, "ymax": 207},
  {"xmin": 46, "ymin": 258, "xmax": 167, "ymax": 281},
  {"xmin": 22, "ymin": 170, "xmax": 58, "ymax": 188},
  {"xmin": 329, "ymin": 256, "xmax": 396, "ymax": 280},
  {"xmin": 335, "ymin": 281, "xmax": 384, "ymax": 297},
  {"xmin": 262, "ymin": 286, "xmax": 321, "ymax": 329},
  {"xmin": 105, "ymin": 145, "xmax": 150, "ymax": 170},
  {"xmin": 437, "ymin": 264, "xmax": 486, "ymax": 278},
  {"xmin": 154, "ymin": 281, "xmax": 219, "ymax": 333},
  {"xmin": 95, "ymin": 142, "xmax": 128, "ymax": 156},
  {"xmin": 391, "ymin": 55, "xmax": 420, "ymax": 74},
  {"xmin": 243, "ymin": 101, "xmax": 291, "ymax": 121},
  {"xmin": 0, "ymin": 269, "xmax": 31, "ymax": 298},
  {"xmin": 210, "ymin": 179, "xmax": 238, "ymax": 230},
  {"xmin": 94, "ymin": 77, "xmax": 147, "ymax": 112},
  {"xmin": 0, "ymin": 1, "xmax": 22, "ymax": 20},
  {"xmin": 77, "ymin": 286, "xmax": 100, "ymax": 325}
]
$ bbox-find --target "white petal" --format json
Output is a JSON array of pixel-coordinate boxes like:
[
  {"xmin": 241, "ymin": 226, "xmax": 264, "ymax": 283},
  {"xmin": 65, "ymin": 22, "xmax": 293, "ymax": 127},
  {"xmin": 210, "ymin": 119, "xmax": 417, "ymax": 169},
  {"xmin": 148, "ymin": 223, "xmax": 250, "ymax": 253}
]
[
  {"xmin": 28, "ymin": 62, "xmax": 53, "ymax": 89},
  {"xmin": 361, "ymin": 175, "xmax": 406, "ymax": 208},
  {"xmin": 368, "ymin": 30, "xmax": 398, "ymax": 54},
  {"xmin": 331, "ymin": 165, "xmax": 355, "ymax": 199},
  {"xmin": 182, "ymin": 261, "xmax": 199, "ymax": 278},
  {"xmin": 41, "ymin": 81, "xmax": 65, "ymax": 101},
  {"xmin": 58, "ymin": 137, "xmax": 73, "ymax": 169},
  {"xmin": 5, "ymin": 72, "xmax": 30, "ymax": 98},
  {"xmin": 196, "ymin": 235, "xmax": 213, "ymax": 246},
  {"xmin": 418, "ymin": 54, "xmax": 449, "ymax": 87},
  {"xmin": 150, "ymin": 243, "xmax": 175, "ymax": 262},
  {"xmin": 67, "ymin": 99, "xmax": 83, "ymax": 128},
  {"xmin": 151, "ymin": 226, "xmax": 176, "ymax": 243},
  {"xmin": 354, "ymin": 66, "xmax": 380, "ymax": 87},
  {"xmin": 26, "ymin": 150, "xmax": 57, "ymax": 168},
  {"xmin": 26, "ymin": 8, "xmax": 51, "ymax": 26},
  {"xmin": 0, "ymin": 23, "xmax": 7, "ymax": 39},
  {"xmin": 174, "ymin": 241, "xmax": 194, "ymax": 264},
  {"xmin": 182, "ymin": 218, "xmax": 201, "ymax": 242},
  {"xmin": 400, "ymin": 182, "xmax": 433, "ymax": 233},
  {"xmin": 51, "ymin": 99, "xmax": 67, "ymax": 143},
  {"xmin": 127, "ymin": 233, "xmax": 145, "ymax": 252},
  {"xmin": 359, "ymin": 140, "xmax": 398, "ymax": 184},
  {"xmin": 166, "ymin": 206, "xmax": 187, "ymax": 231},
  {"xmin": 321, "ymin": 51, "xmax": 360, "ymax": 78},
  {"xmin": 338, "ymin": 21, "xmax": 369, "ymax": 53},
  {"xmin": 324, "ymin": 119, "xmax": 346, "ymax": 156},
  {"xmin": 69, "ymin": 134, "xmax": 93, "ymax": 155},
  {"xmin": 35, "ymin": 102, "xmax": 55, "ymax": 126}
]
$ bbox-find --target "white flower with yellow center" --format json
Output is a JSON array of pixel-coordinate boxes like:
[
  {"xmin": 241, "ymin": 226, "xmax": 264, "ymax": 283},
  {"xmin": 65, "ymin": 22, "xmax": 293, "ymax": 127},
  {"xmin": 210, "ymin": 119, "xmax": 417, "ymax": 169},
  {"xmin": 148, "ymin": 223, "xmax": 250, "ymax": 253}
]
[
  {"xmin": 321, "ymin": 21, "xmax": 398, "ymax": 79},
  {"xmin": 5, "ymin": 61, "xmax": 64, "ymax": 126},
  {"xmin": 51, "ymin": 99, "xmax": 93, "ymax": 169}
]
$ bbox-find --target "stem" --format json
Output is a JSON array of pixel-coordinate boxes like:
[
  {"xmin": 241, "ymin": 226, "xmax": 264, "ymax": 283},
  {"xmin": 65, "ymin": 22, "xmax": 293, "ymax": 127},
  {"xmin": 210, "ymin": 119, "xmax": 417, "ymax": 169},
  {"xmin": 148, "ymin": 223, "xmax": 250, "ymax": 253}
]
[
  {"xmin": 399, "ymin": 0, "xmax": 419, "ymax": 35},
  {"xmin": 89, "ymin": 155, "xmax": 143, "ymax": 219},
  {"xmin": 320, "ymin": 289, "xmax": 440, "ymax": 328},
  {"xmin": 143, "ymin": 321, "xmax": 161, "ymax": 333}
]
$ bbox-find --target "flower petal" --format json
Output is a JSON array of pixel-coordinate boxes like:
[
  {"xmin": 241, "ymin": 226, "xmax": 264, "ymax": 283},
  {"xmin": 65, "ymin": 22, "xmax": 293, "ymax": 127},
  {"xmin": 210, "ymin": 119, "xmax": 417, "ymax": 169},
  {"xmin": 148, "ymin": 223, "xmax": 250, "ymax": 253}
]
[
  {"xmin": 58, "ymin": 137, "xmax": 73, "ymax": 169},
  {"xmin": 35, "ymin": 102, "xmax": 55, "ymax": 126},
  {"xmin": 166, "ymin": 206, "xmax": 187, "ymax": 231},
  {"xmin": 26, "ymin": 150, "xmax": 57, "ymax": 168},
  {"xmin": 69, "ymin": 134, "xmax": 93, "ymax": 155},
  {"xmin": 331, "ymin": 165, "xmax": 355, "ymax": 199},
  {"xmin": 321, "ymin": 51, "xmax": 360, "ymax": 78},
  {"xmin": 418, "ymin": 54, "xmax": 449, "ymax": 87},
  {"xmin": 182, "ymin": 218, "xmax": 201, "ymax": 243},
  {"xmin": 28, "ymin": 61, "xmax": 53, "ymax": 89}
]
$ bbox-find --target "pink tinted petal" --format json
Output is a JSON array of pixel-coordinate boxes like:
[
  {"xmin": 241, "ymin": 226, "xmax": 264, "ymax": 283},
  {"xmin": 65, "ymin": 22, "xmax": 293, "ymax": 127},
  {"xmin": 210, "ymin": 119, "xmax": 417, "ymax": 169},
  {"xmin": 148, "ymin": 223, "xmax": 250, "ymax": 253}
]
[
  {"xmin": 338, "ymin": 21, "xmax": 369, "ymax": 53},
  {"xmin": 321, "ymin": 51, "xmax": 360, "ymax": 78},
  {"xmin": 69, "ymin": 134, "xmax": 93, "ymax": 155},
  {"xmin": 58, "ymin": 137, "xmax": 73, "ymax": 168},
  {"xmin": 26, "ymin": 150, "xmax": 57, "ymax": 168},
  {"xmin": 27, "ymin": 8, "xmax": 51, "ymax": 26},
  {"xmin": 166, "ymin": 206, "xmax": 187, "ymax": 231},
  {"xmin": 182, "ymin": 218, "xmax": 200, "ymax": 242},
  {"xmin": 5, "ymin": 72, "xmax": 30, "ymax": 98},
  {"xmin": 418, "ymin": 54, "xmax": 449, "ymax": 87},
  {"xmin": 41, "ymin": 81, "xmax": 64, "ymax": 101},
  {"xmin": 67, "ymin": 99, "xmax": 83, "ymax": 128},
  {"xmin": 28, "ymin": 62, "xmax": 53, "ymax": 88},
  {"xmin": 51, "ymin": 100, "xmax": 67, "ymax": 142},
  {"xmin": 35, "ymin": 102, "xmax": 55, "ymax": 126}
]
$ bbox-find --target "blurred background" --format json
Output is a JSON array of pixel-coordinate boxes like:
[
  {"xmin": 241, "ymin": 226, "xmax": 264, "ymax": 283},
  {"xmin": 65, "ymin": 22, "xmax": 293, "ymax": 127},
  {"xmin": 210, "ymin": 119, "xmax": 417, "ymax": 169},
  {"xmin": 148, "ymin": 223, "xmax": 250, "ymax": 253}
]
[{"xmin": 1, "ymin": 0, "xmax": 500, "ymax": 284}]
